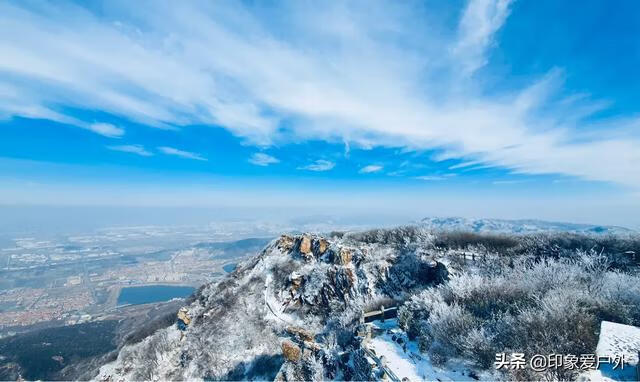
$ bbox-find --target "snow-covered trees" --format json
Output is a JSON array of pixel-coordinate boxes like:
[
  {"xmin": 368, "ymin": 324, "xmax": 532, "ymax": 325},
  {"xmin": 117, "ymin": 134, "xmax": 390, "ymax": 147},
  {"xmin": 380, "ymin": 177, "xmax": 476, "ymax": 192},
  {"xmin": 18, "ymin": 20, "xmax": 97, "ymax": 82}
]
[{"xmin": 398, "ymin": 253, "xmax": 640, "ymax": 380}]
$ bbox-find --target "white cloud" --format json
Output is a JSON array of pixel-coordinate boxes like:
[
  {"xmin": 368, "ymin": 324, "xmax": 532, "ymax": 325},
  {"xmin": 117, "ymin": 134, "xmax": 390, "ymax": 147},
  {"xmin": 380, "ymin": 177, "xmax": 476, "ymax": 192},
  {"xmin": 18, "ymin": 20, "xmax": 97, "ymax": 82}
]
[
  {"xmin": 0, "ymin": 1, "xmax": 639, "ymax": 188},
  {"xmin": 492, "ymin": 179, "xmax": 530, "ymax": 185},
  {"xmin": 343, "ymin": 140, "xmax": 351, "ymax": 158},
  {"xmin": 452, "ymin": 0, "xmax": 513, "ymax": 75},
  {"xmin": 298, "ymin": 160, "xmax": 335, "ymax": 172},
  {"xmin": 249, "ymin": 153, "xmax": 279, "ymax": 166},
  {"xmin": 359, "ymin": 165, "xmax": 383, "ymax": 174},
  {"xmin": 107, "ymin": 144, "xmax": 152, "ymax": 156},
  {"xmin": 87, "ymin": 123, "xmax": 124, "ymax": 138},
  {"xmin": 449, "ymin": 161, "xmax": 481, "ymax": 170},
  {"xmin": 414, "ymin": 175, "xmax": 445, "ymax": 181},
  {"xmin": 158, "ymin": 146, "xmax": 207, "ymax": 161}
]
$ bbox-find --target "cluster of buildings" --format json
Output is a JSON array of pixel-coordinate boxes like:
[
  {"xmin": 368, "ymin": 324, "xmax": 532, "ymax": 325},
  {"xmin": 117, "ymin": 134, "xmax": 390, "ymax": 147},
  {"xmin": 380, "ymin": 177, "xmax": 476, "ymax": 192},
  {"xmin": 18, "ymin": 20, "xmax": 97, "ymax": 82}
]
[
  {"xmin": 0, "ymin": 287, "xmax": 93, "ymax": 328},
  {"xmin": 0, "ymin": 246, "xmax": 232, "ymax": 334}
]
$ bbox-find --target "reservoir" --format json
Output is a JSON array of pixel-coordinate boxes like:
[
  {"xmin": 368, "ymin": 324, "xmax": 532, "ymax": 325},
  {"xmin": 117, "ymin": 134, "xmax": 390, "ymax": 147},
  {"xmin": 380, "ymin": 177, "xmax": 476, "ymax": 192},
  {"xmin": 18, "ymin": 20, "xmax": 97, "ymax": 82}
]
[
  {"xmin": 117, "ymin": 285, "xmax": 195, "ymax": 306},
  {"xmin": 223, "ymin": 263, "xmax": 237, "ymax": 273}
]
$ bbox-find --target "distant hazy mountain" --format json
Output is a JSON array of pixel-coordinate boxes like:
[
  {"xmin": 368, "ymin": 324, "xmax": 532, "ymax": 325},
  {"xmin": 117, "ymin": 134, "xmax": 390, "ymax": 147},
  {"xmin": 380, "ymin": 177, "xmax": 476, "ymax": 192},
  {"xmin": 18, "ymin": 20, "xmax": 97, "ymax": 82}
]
[{"xmin": 420, "ymin": 216, "xmax": 634, "ymax": 235}]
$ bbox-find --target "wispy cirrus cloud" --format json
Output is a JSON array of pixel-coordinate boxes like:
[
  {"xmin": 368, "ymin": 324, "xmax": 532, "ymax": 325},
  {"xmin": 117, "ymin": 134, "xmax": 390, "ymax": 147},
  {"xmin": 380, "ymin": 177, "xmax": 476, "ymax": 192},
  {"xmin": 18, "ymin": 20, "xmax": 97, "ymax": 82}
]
[
  {"xmin": 448, "ymin": 161, "xmax": 481, "ymax": 170},
  {"xmin": 0, "ymin": 0, "xmax": 639, "ymax": 187},
  {"xmin": 492, "ymin": 179, "xmax": 530, "ymax": 185},
  {"xmin": 157, "ymin": 146, "xmax": 207, "ymax": 161},
  {"xmin": 298, "ymin": 160, "xmax": 335, "ymax": 172},
  {"xmin": 107, "ymin": 144, "xmax": 152, "ymax": 156},
  {"xmin": 415, "ymin": 175, "xmax": 445, "ymax": 181},
  {"xmin": 87, "ymin": 123, "xmax": 124, "ymax": 138},
  {"xmin": 452, "ymin": 0, "xmax": 513, "ymax": 75},
  {"xmin": 359, "ymin": 165, "xmax": 383, "ymax": 174},
  {"xmin": 248, "ymin": 153, "xmax": 279, "ymax": 166}
]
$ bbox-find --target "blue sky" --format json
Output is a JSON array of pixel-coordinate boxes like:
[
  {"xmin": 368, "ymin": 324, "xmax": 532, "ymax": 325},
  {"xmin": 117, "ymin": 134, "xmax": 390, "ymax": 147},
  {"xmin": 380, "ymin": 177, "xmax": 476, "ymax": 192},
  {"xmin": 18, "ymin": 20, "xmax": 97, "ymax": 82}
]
[{"xmin": 0, "ymin": 0, "xmax": 639, "ymax": 226}]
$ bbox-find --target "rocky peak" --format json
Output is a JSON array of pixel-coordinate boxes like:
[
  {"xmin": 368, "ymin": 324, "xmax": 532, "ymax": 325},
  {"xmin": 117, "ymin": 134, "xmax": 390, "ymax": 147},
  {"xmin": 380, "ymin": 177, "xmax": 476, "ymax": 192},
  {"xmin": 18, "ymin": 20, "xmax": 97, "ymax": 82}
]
[{"xmin": 95, "ymin": 231, "xmax": 449, "ymax": 381}]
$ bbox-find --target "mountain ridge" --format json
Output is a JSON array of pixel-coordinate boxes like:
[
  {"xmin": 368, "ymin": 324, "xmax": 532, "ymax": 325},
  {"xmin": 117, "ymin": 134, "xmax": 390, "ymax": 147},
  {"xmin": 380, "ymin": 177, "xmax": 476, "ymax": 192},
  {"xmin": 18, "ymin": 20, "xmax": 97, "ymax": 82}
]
[
  {"xmin": 93, "ymin": 226, "xmax": 640, "ymax": 381},
  {"xmin": 419, "ymin": 216, "xmax": 634, "ymax": 235}
]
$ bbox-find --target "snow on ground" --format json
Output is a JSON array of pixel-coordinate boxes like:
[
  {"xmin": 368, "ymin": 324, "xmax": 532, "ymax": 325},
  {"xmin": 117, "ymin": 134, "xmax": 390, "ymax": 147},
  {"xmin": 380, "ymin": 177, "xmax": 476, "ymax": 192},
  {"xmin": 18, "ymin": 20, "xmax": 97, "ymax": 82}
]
[
  {"xmin": 367, "ymin": 319, "xmax": 489, "ymax": 381},
  {"xmin": 596, "ymin": 321, "xmax": 640, "ymax": 364},
  {"xmin": 580, "ymin": 321, "xmax": 640, "ymax": 381},
  {"xmin": 263, "ymin": 273, "xmax": 303, "ymax": 326}
]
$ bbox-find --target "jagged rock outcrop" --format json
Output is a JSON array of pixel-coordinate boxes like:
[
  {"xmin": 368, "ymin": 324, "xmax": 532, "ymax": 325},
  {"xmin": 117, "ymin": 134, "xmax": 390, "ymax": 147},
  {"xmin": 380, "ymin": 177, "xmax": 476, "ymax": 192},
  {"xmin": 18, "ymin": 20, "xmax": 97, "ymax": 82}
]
[
  {"xmin": 286, "ymin": 326, "xmax": 315, "ymax": 342},
  {"xmin": 281, "ymin": 340, "xmax": 301, "ymax": 362},
  {"xmin": 313, "ymin": 238, "xmax": 329, "ymax": 256},
  {"xmin": 277, "ymin": 235, "xmax": 295, "ymax": 252},
  {"xmin": 95, "ymin": 230, "xmax": 448, "ymax": 381},
  {"xmin": 298, "ymin": 236, "xmax": 313, "ymax": 260},
  {"xmin": 177, "ymin": 307, "xmax": 191, "ymax": 325},
  {"xmin": 334, "ymin": 247, "xmax": 352, "ymax": 265}
]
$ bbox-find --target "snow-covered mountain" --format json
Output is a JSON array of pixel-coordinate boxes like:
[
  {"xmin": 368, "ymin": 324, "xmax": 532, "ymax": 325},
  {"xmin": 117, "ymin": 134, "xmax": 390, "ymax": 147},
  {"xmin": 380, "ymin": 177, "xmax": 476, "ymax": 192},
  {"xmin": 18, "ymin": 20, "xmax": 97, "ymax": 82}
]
[
  {"xmin": 420, "ymin": 216, "xmax": 634, "ymax": 235},
  {"xmin": 94, "ymin": 230, "xmax": 451, "ymax": 381},
  {"xmin": 91, "ymin": 227, "xmax": 640, "ymax": 381}
]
